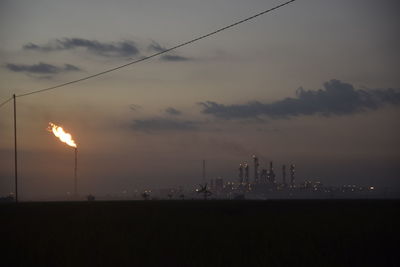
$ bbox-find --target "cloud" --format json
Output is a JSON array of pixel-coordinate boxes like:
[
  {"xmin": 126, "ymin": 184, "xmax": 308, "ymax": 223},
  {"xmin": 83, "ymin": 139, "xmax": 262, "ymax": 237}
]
[
  {"xmin": 64, "ymin": 64, "xmax": 81, "ymax": 71},
  {"xmin": 23, "ymin": 38, "xmax": 139, "ymax": 57},
  {"xmin": 160, "ymin": 55, "xmax": 190, "ymax": 62},
  {"xmin": 129, "ymin": 104, "xmax": 142, "ymax": 112},
  {"xmin": 165, "ymin": 107, "xmax": 182, "ymax": 116},
  {"xmin": 148, "ymin": 41, "xmax": 191, "ymax": 61},
  {"xmin": 199, "ymin": 80, "xmax": 400, "ymax": 119},
  {"xmin": 5, "ymin": 62, "xmax": 81, "ymax": 74},
  {"xmin": 131, "ymin": 118, "xmax": 197, "ymax": 132},
  {"xmin": 23, "ymin": 38, "xmax": 191, "ymax": 61},
  {"xmin": 148, "ymin": 41, "xmax": 166, "ymax": 52}
]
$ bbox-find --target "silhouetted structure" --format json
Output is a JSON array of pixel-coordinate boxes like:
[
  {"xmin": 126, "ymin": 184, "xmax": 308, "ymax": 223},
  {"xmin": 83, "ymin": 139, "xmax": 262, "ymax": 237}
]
[
  {"xmin": 267, "ymin": 161, "xmax": 276, "ymax": 184},
  {"xmin": 197, "ymin": 184, "xmax": 212, "ymax": 200},
  {"xmin": 0, "ymin": 194, "xmax": 14, "ymax": 203},
  {"xmin": 290, "ymin": 164, "xmax": 295, "ymax": 187},
  {"xmin": 215, "ymin": 177, "xmax": 224, "ymax": 192},
  {"xmin": 238, "ymin": 164, "xmax": 244, "ymax": 185},
  {"xmin": 253, "ymin": 155, "xmax": 259, "ymax": 184},
  {"xmin": 244, "ymin": 162, "xmax": 249, "ymax": 187},
  {"xmin": 260, "ymin": 169, "xmax": 268, "ymax": 184},
  {"xmin": 142, "ymin": 192, "xmax": 150, "ymax": 200}
]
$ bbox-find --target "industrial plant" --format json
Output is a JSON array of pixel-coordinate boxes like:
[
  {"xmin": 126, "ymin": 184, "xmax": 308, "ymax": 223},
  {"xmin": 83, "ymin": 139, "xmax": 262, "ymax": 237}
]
[
  {"xmin": 187, "ymin": 155, "xmax": 378, "ymax": 200},
  {"xmin": 129, "ymin": 155, "xmax": 380, "ymax": 201}
]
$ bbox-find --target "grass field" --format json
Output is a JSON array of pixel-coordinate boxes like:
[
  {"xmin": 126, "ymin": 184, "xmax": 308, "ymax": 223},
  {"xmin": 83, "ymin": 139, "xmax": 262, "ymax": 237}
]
[{"xmin": 1, "ymin": 200, "xmax": 399, "ymax": 267}]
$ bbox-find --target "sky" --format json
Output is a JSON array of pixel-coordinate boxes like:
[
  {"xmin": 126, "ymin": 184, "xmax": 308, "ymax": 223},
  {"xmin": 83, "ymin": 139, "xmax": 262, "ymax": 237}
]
[{"xmin": 0, "ymin": 0, "xmax": 399, "ymax": 199}]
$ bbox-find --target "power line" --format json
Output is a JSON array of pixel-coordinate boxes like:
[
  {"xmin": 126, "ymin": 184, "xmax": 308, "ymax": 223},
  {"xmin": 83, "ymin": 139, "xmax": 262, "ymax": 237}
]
[{"xmin": 15, "ymin": 0, "xmax": 296, "ymax": 98}]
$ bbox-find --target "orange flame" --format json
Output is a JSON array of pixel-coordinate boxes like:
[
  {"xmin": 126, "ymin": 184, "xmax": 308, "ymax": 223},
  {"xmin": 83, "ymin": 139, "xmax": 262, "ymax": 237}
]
[{"xmin": 48, "ymin": 122, "xmax": 77, "ymax": 148}]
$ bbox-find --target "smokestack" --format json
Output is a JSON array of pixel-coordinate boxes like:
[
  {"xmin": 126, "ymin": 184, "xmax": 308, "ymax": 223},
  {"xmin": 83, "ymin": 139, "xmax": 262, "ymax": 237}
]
[
  {"xmin": 48, "ymin": 122, "xmax": 78, "ymax": 199},
  {"xmin": 290, "ymin": 164, "xmax": 295, "ymax": 187},
  {"xmin": 268, "ymin": 161, "xmax": 276, "ymax": 184},
  {"xmin": 238, "ymin": 164, "xmax": 244, "ymax": 185},
  {"xmin": 253, "ymin": 155, "xmax": 259, "ymax": 184}
]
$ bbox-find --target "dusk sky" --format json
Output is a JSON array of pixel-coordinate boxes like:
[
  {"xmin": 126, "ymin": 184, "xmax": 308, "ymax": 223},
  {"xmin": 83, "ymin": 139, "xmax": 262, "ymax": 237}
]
[{"xmin": 1, "ymin": 0, "xmax": 399, "ymax": 199}]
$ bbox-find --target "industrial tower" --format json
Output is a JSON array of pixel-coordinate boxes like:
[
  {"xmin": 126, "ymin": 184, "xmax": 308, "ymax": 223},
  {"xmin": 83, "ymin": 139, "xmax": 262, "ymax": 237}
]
[
  {"xmin": 290, "ymin": 164, "xmax": 295, "ymax": 187},
  {"xmin": 267, "ymin": 161, "xmax": 276, "ymax": 184},
  {"xmin": 238, "ymin": 164, "xmax": 244, "ymax": 185},
  {"xmin": 253, "ymin": 155, "xmax": 259, "ymax": 184},
  {"xmin": 244, "ymin": 162, "xmax": 249, "ymax": 187}
]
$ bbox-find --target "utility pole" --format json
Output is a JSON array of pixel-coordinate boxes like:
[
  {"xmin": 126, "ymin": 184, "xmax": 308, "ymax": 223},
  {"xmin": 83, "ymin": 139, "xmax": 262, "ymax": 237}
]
[{"xmin": 13, "ymin": 94, "xmax": 18, "ymax": 203}]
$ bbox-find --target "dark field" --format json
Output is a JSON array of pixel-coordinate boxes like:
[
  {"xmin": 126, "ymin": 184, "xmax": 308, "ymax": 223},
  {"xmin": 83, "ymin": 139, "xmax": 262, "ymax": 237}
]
[{"xmin": 1, "ymin": 200, "xmax": 399, "ymax": 267}]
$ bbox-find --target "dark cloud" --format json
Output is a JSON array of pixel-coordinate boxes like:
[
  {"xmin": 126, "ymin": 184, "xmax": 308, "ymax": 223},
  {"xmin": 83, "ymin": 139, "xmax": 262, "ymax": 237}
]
[
  {"xmin": 23, "ymin": 43, "xmax": 41, "ymax": 50},
  {"xmin": 23, "ymin": 38, "xmax": 139, "ymax": 57},
  {"xmin": 160, "ymin": 55, "xmax": 190, "ymax": 62},
  {"xmin": 148, "ymin": 41, "xmax": 166, "ymax": 52},
  {"xmin": 129, "ymin": 104, "xmax": 142, "ymax": 112},
  {"xmin": 23, "ymin": 38, "xmax": 192, "ymax": 61},
  {"xmin": 64, "ymin": 64, "xmax": 80, "ymax": 71},
  {"xmin": 5, "ymin": 62, "xmax": 81, "ymax": 74},
  {"xmin": 131, "ymin": 118, "xmax": 197, "ymax": 132},
  {"xmin": 199, "ymin": 80, "xmax": 400, "ymax": 119},
  {"xmin": 165, "ymin": 107, "xmax": 182, "ymax": 116},
  {"xmin": 148, "ymin": 41, "xmax": 191, "ymax": 61}
]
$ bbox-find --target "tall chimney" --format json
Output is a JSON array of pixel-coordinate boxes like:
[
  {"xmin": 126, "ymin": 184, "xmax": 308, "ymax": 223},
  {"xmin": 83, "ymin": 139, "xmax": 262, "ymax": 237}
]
[
  {"xmin": 244, "ymin": 162, "xmax": 249, "ymax": 186},
  {"xmin": 290, "ymin": 164, "xmax": 295, "ymax": 187},
  {"xmin": 238, "ymin": 164, "xmax": 244, "ymax": 185},
  {"xmin": 253, "ymin": 155, "xmax": 259, "ymax": 184}
]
